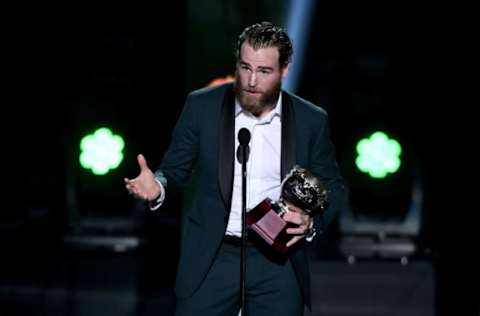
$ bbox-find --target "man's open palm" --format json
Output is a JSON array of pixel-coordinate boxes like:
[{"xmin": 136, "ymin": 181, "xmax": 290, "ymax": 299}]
[{"xmin": 124, "ymin": 154, "xmax": 161, "ymax": 201}]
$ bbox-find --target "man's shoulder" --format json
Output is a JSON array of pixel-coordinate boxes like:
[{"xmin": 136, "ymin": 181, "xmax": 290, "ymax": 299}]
[
  {"xmin": 284, "ymin": 90, "xmax": 328, "ymax": 118},
  {"xmin": 188, "ymin": 82, "xmax": 233, "ymax": 101}
]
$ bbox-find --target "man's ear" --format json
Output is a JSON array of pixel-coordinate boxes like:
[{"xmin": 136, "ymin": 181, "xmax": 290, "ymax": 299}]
[{"xmin": 281, "ymin": 64, "xmax": 290, "ymax": 78}]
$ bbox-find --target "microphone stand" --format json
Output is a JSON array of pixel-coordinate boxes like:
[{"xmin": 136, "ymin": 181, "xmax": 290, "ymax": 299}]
[
  {"xmin": 241, "ymin": 145, "xmax": 247, "ymax": 315},
  {"xmin": 238, "ymin": 128, "xmax": 250, "ymax": 316}
]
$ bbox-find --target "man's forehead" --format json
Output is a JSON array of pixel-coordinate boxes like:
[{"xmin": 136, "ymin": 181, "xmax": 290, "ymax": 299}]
[{"xmin": 239, "ymin": 43, "xmax": 280, "ymax": 68}]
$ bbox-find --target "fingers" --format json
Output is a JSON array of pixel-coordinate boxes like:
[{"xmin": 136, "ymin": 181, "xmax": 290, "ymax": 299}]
[
  {"xmin": 125, "ymin": 182, "xmax": 137, "ymax": 195},
  {"xmin": 286, "ymin": 216, "xmax": 314, "ymax": 247},
  {"xmin": 286, "ymin": 226, "xmax": 307, "ymax": 235},
  {"xmin": 124, "ymin": 178, "xmax": 146, "ymax": 200},
  {"xmin": 284, "ymin": 212, "xmax": 311, "ymax": 236},
  {"xmin": 127, "ymin": 187, "xmax": 148, "ymax": 201},
  {"xmin": 286, "ymin": 236, "xmax": 302, "ymax": 247},
  {"xmin": 137, "ymin": 154, "xmax": 149, "ymax": 172},
  {"xmin": 125, "ymin": 159, "xmax": 150, "ymax": 200},
  {"xmin": 285, "ymin": 202, "xmax": 307, "ymax": 215},
  {"xmin": 283, "ymin": 211, "xmax": 308, "ymax": 226},
  {"xmin": 124, "ymin": 177, "xmax": 136, "ymax": 192}
]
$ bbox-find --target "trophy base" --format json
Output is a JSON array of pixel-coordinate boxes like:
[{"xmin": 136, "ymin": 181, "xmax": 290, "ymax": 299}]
[{"xmin": 246, "ymin": 198, "xmax": 294, "ymax": 253}]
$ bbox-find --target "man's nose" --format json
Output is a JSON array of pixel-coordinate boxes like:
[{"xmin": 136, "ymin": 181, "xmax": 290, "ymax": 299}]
[{"xmin": 248, "ymin": 73, "xmax": 257, "ymax": 87}]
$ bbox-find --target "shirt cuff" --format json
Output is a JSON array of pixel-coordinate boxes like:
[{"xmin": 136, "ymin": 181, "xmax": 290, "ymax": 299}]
[
  {"xmin": 305, "ymin": 220, "xmax": 316, "ymax": 242},
  {"xmin": 148, "ymin": 179, "xmax": 165, "ymax": 211}
]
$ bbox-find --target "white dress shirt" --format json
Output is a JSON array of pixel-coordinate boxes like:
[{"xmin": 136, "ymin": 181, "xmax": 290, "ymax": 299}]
[{"xmin": 225, "ymin": 95, "xmax": 282, "ymax": 237}]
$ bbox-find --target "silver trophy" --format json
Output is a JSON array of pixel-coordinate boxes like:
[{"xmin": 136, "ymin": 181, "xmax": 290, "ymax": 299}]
[
  {"xmin": 246, "ymin": 165, "xmax": 328, "ymax": 252},
  {"xmin": 276, "ymin": 165, "xmax": 328, "ymax": 216}
]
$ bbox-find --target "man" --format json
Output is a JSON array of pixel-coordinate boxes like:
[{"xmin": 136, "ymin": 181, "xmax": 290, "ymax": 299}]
[{"xmin": 125, "ymin": 21, "xmax": 344, "ymax": 316}]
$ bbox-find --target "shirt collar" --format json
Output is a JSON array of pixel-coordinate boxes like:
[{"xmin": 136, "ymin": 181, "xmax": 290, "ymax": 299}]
[{"xmin": 235, "ymin": 92, "xmax": 282, "ymax": 122}]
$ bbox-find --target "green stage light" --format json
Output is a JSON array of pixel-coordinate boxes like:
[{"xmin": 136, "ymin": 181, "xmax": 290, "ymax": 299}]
[
  {"xmin": 79, "ymin": 127, "xmax": 125, "ymax": 175},
  {"xmin": 355, "ymin": 131, "xmax": 401, "ymax": 179}
]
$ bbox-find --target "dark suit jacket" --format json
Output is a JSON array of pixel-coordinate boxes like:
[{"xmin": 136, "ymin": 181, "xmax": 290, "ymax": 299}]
[{"xmin": 155, "ymin": 83, "xmax": 344, "ymax": 309}]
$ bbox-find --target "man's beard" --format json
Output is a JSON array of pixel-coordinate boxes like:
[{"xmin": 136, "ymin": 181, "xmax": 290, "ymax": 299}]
[{"xmin": 234, "ymin": 80, "xmax": 281, "ymax": 116}]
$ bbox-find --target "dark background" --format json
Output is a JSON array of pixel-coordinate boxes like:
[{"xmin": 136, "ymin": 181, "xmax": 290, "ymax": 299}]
[{"xmin": 1, "ymin": 1, "xmax": 477, "ymax": 315}]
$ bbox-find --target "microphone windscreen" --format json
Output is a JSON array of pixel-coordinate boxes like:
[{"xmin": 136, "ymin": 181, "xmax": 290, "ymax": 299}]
[{"xmin": 238, "ymin": 128, "xmax": 251, "ymax": 146}]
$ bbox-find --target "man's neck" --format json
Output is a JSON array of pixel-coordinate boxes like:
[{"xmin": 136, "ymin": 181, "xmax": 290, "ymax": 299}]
[
  {"xmin": 235, "ymin": 92, "xmax": 283, "ymax": 120},
  {"xmin": 251, "ymin": 105, "xmax": 275, "ymax": 119}
]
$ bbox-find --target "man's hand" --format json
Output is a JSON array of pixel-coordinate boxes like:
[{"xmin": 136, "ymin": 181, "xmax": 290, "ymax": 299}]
[
  {"xmin": 124, "ymin": 154, "xmax": 161, "ymax": 201},
  {"xmin": 282, "ymin": 203, "xmax": 313, "ymax": 247}
]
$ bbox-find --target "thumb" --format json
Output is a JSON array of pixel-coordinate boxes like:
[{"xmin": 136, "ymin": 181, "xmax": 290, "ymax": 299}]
[{"xmin": 137, "ymin": 154, "xmax": 150, "ymax": 172}]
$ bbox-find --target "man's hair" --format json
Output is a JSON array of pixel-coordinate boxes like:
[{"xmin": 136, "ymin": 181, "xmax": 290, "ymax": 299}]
[{"xmin": 235, "ymin": 21, "xmax": 293, "ymax": 68}]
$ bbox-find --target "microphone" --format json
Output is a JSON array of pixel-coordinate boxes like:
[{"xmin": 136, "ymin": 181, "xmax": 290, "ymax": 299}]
[
  {"xmin": 237, "ymin": 128, "xmax": 251, "ymax": 163},
  {"xmin": 238, "ymin": 128, "xmax": 251, "ymax": 147}
]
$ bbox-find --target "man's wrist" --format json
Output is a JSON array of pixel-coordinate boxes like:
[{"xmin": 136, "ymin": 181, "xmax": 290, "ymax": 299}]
[
  {"xmin": 149, "ymin": 179, "xmax": 165, "ymax": 211},
  {"xmin": 150, "ymin": 187, "xmax": 162, "ymax": 202}
]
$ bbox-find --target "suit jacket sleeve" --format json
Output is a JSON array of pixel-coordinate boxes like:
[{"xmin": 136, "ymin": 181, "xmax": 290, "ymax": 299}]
[
  {"xmin": 309, "ymin": 113, "xmax": 345, "ymax": 230},
  {"xmin": 154, "ymin": 94, "xmax": 199, "ymax": 200}
]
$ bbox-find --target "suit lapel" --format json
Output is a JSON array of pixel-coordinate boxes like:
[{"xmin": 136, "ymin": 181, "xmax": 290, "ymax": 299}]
[
  {"xmin": 281, "ymin": 92, "xmax": 296, "ymax": 180},
  {"xmin": 218, "ymin": 84, "xmax": 235, "ymax": 212}
]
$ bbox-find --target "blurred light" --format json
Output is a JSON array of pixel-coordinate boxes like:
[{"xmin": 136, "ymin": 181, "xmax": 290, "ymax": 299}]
[
  {"xmin": 283, "ymin": 0, "xmax": 316, "ymax": 93},
  {"xmin": 79, "ymin": 127, "xmax": 124, "ymax": 175},
  {"xmin": 207, "ymin": 75, "xmax": 235, "ymax": 87},
  {"xmin": 355, "ymin": 131, "xmax": 401, "ymax": 178}
]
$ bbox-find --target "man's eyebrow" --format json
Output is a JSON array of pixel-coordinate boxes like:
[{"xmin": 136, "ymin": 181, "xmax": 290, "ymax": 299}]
[
  {"xmin": 258, "ymin": 66, "xmax": 273, "ymax": 71},
  {"xmin": 239, "ymin": 61, "xmax": 273, "ymax": 70},
  {"xmin": 239, "ymin": 60, "xmax": 274, "ymax": 71}
]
